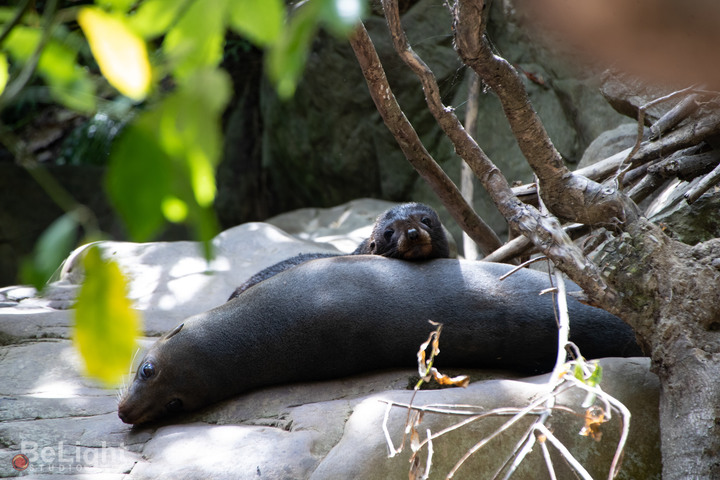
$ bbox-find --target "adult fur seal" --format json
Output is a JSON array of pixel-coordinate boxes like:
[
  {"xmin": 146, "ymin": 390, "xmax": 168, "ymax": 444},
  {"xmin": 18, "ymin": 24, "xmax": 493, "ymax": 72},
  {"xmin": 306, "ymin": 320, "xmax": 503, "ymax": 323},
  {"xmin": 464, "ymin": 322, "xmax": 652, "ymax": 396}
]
[
  {"xmin": 118, "ymin": 256, "xmax": 641, "ymax": 425},
  {"xmin": 227, "ymin": 202, "xmax": 449, "ymax": 300}
]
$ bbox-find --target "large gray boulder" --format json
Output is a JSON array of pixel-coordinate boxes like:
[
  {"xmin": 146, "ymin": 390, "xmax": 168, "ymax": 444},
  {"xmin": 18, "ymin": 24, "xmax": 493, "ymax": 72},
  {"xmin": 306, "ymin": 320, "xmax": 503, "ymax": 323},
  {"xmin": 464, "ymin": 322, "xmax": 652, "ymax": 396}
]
[{"xmin": 0, "ymin": 200, "xmax": 660, "ymax": 479}]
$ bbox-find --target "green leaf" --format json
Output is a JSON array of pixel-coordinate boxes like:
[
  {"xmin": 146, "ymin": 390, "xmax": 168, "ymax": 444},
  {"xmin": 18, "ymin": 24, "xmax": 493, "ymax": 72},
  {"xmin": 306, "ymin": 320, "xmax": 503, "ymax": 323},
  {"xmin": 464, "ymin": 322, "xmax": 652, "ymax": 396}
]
[
  {"xmin": 96, "ymin": 0, "xmax": 137, "ymax": 13},
  {"xmin": 106, "ymin": 112, "xmax": 173, "ymax": 241},
  {"xmin": 228, "ymin": 0, "xmax": 284, "ymax": 46},
  {"xmin": 106, "ymin": 69, "xmax": 229, "ymax": 250},
  {"xmin": 159, "ymin": 69, "xmax": 231, "ymax": 206},
  {"xmin": 0, "ymin": 53, "xmax": 8, "ymax": 95},
  {"xmin": 78, "ymin": 7, "xmax": 152, "ymax": 101},
  {"xmin": 129, "ymin": 0, "xmax": 193, "ymax": 39},
  {"xmin": 74, "ymin": 245, "xmax": 141, "ymax": 386},
  {"xmin": 163, "ymin": 0, "xmax": 228, "ymax": 79},
  {"xmin": 4, "ymin": 26, "xmax": 96, "ymax": 112},
  {"xmin": 573, "ymin": 362, "xmax": 585, "ymax": 382},
  {"xmin": 266, "ymin": 5, "xmax": 319, "ymax": 99},
  {"xmin": 586, "ymin": 363, "xmax": 603, "ymax": 388},
  {"xmin": 20, "ymin": 213, "xmax": 78, "ymax": 290}
]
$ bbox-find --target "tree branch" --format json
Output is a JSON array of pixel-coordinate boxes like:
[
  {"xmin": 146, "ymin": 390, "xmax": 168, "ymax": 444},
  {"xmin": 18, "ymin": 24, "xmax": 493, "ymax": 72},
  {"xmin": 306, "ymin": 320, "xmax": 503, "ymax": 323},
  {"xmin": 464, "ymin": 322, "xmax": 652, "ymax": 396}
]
[
  {"xmin": 451, "ymin": 0, "xmax": 638, "ymax": 228},
  {"xmin": 348, "ymin": 23, "xmax": 503, "ymax": 256},
  {"xmin": 375, "ymin": 0, "xmax": 619, "ymax": 305}
]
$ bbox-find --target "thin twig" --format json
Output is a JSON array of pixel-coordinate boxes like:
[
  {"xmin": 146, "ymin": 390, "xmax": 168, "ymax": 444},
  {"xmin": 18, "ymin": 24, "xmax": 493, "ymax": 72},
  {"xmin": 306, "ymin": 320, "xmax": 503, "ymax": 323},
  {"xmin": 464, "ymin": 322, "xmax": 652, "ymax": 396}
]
[
  {"xmin": 535, "ymin": 423, "xmax": 594, "ymax": 480},
  {"xmin": 498, "ymin": 256, "xmax": 548, "ymax": 281}
]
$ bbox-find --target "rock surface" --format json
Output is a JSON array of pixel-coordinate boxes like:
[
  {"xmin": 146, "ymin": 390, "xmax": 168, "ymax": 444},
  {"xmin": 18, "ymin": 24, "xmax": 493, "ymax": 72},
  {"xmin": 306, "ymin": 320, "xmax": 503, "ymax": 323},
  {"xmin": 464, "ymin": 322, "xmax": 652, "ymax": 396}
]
[{"xmin": 0, "ymin": 200, "xmax": 661, "ymax": 479}]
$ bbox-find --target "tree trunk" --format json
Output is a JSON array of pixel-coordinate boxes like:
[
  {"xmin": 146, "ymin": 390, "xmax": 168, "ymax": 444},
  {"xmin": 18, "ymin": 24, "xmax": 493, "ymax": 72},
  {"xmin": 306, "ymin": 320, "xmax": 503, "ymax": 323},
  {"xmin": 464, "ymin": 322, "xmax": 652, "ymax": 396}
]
[{"xmin": 594, "ymin": 221, "xmax": 720, "ymax": 479}]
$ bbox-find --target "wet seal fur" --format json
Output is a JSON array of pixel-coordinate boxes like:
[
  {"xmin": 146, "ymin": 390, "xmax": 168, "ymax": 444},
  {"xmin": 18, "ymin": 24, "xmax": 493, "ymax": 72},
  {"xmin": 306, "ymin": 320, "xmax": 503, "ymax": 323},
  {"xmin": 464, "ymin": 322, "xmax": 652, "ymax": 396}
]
[
  {"xmin": 227, "ymin": 202, "xmax": 449, "ymax": 300},
  {"xmin": 118, "ymin": 256, "xmax": 642, "ymax": 425}
]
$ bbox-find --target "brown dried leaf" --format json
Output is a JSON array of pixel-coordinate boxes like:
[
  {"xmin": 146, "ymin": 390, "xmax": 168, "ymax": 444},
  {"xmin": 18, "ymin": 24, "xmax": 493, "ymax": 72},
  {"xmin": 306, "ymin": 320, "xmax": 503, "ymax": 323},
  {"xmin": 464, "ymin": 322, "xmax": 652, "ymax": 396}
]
[
  {"xmin": 410, "ymin": 427, "xmax": 421, "ymax": 453},
  {"xmin": 579, "ymin": 406, "xmax": 607, "ymax": 441},
  {"xmin": 427, "ymin": 367, "xmax": 470, "ymax": 388}
]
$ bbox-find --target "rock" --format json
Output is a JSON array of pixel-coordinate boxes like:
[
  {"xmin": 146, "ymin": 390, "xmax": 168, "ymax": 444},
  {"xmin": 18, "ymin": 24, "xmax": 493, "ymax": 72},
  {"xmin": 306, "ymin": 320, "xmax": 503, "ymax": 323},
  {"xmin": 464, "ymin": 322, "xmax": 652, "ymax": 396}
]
[
  {"xmin": 0, "ymin": 200, "xmax": 660, "ymax": 479},
  {"xmin": 646, "ymin": 179, "xmax": 720, "ymax": 245},
  {"xmin": 311, "ymin": 358, "xmax": 660, "ymax": 480},
  {"xmin": 577, "ymin": 123, "xmax": 648, "ymax": 170},
  {"xmin": 598, "ymin": 72, "xmax": 672, "ymax": 124},
  {"xmin": 218, "ymin": 0, "xmax": 630, "ymax": 249}
]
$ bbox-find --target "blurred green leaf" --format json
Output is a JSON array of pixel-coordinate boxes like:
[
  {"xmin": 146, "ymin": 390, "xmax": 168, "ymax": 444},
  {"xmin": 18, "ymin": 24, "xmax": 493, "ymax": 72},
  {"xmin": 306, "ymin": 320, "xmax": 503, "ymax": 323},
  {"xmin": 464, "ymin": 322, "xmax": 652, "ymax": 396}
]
[
  {"xmin": 0, "ymin": 53, "xmax": 8, "ymax": 95},
  {"xmin": 586, "ymin": 362, "xmax": 603, "ymax": 387},
  {"xmin": 106, "ymin": 69, "xmax": 229, "ymax": 251},
  {"xmin": 129, "ymin": 0, "xmax": 192, "ymax": 39},
  {"xmin": 96, "ymin": 0, "xmax": 137, "ymax": 13},
  {"xmin": 78, "ymin": 7, "xmax": 152, "ymax": 101},
  {"xmin": 267, "ymin": 4, "xmax": 318, "ymax": 99},
  {"xmin": 161, "ymin": 196, "xmax": 188, "ymax": 222},
  {"xmin": 74, "ymin": 245, "xmax": 141, "ymax": 386},
  {"xmin": 163, "ymin": 0, "xmax": 228, "ymax": 79},
  {"xmin": 228, "ymin": 0, "xmax": 284, "ymax": 46},
  {"xmin": 20, "ymin": 213, "xmax": 78, "ymax": 290},
  {"xmin": 106, "ymin": 112, "xmax": 173, "ymax": 241},
  {"xmin": 4, "ymin": 26, "xmax": 97, "ymax": 112}
]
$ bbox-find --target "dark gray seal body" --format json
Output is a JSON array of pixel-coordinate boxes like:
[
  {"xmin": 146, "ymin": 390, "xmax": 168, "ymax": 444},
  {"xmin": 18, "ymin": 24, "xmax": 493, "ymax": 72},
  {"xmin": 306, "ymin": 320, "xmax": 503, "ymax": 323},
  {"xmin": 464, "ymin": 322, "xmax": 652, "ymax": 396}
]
[
  {"xmin": 118, "ymin": 256, "xmax": 641, "ymax": 425},
  {"xmin": 227, "ymin": 202, "xmax": 450, "ymax": 300}
]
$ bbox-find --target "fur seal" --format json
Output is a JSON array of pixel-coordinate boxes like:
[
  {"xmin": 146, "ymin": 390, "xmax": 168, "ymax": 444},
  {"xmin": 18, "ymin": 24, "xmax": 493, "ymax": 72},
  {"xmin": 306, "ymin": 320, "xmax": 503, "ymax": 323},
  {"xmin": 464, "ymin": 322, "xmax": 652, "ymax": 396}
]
[
  {"xmin": 118, "ymin": 256, "xmax": 641, "ymax": 425},
  {"xmin": 227, "ymin": 202, "xmax": 450, "ymax": 300}
]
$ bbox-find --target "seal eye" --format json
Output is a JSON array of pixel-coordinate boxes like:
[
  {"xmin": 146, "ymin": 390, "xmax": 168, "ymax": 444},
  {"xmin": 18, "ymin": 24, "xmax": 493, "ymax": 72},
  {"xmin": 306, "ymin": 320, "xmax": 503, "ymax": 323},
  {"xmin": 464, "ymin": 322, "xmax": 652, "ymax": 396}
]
[
  {"xmin": 383, "ymin": 229, "xmax": 394, "ymax": 242},
  {"xmin": 166, "ymin": 398, "xmax": 183, "ymax": 413},
  {"xmin": 421, "ymin": 217, "xmax": 432, "ymax": 227},
  {"xmin": 139, "ymin": 362, "xmax": 155, "ymax": 380}
]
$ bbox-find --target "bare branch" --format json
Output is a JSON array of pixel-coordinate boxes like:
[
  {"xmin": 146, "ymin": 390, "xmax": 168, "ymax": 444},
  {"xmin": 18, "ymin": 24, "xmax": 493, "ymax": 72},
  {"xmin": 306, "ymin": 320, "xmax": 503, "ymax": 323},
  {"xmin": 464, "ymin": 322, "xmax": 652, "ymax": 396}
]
[
  {"xmin": 451, "ymin": 0, "xmax": 637, "ymax": 227},
  {"xmin": 348, "ymin": 23, "xmax": 503, "ymax": 256},
  {"xmin": 684, "ymin": 162, "xmax": 720, "ymax": 204}
]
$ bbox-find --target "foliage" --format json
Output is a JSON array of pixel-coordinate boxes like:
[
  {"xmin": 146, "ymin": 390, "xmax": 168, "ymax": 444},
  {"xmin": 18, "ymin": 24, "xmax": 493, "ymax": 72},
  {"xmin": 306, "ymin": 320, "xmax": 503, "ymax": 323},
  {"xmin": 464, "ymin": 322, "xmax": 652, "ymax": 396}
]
[
  {"xmin": 0, "ymin": 0, "xmax": 365, "ymax": 385},
  {"xmin": 73, "ymin": 244, "xmax": 141, "ymax": 386}
]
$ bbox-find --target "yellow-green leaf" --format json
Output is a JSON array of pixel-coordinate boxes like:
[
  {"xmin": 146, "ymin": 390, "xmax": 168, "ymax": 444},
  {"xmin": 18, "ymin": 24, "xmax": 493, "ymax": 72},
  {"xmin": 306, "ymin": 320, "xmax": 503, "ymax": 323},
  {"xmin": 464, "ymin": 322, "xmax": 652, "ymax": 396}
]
[
  {"xmin": 74, "ymin": 245, "xmax": 142, "ymax": 386},
  {"xmin": 228, "ymin": 0, "xmax": 284, "ymax": 46},
  {"xmin": 163, "ymin": 0, "xmax": 227, "ymax": 79},
  {"xmin": 3, "ymin": 27, "xmax": 97, "ymax": 112},
  {"xmin": 0, "ymin": 53, "xmax": 8, "ymax": 95},
  {"xmin": 161, "ymin": 196, "xmax": 188, "ymax": 222},
  {"xmin": 129, "ymin": 0, "xmax": 193, "ymax": 39},
  {"xmin": 78, "ymin": 7, "xmax": 151, "ymax": 101}
]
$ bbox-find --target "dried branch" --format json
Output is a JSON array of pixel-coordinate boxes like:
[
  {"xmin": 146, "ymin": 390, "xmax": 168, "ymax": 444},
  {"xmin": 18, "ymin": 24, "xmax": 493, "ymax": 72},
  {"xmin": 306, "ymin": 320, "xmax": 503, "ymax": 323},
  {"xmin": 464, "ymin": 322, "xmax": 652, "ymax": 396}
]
[
  {"xmin": 348, "ymin": 23, "xmax": 503, "ymax": 256},
  {"xmin": 373, "ymin": 0, "xmax": 619, "ymax": 304},
  {"xmin": 451, "ymin": 0, "xmax": 637, "ymax": 227},
  {"xmin": 650, "ymin": 93, "xmax": 702, "ymax": 139},
  {"xmin": 684, "ymin": 162, "xmax": 720, "ymax": 204}
]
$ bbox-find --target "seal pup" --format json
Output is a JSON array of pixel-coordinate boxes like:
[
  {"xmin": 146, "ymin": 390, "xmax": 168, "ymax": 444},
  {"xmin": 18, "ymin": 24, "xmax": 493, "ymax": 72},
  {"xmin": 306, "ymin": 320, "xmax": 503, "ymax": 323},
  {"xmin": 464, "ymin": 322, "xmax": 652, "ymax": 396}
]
[
  {"xmin": 353, "ymin": 202, "xmax": 449, "ymax": 259},
  {"xmin": 119, "ymin": 256, "xmax": 641, "ymax": 425},
  {"xmin": 227, "ymin": 202, "xmax": 450, "ymax": 300}
]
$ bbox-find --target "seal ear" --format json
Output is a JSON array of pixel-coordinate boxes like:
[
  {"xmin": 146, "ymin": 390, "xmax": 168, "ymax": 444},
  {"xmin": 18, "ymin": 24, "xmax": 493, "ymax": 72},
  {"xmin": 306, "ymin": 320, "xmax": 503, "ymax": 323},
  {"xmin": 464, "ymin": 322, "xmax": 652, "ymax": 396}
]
[{"xmin": 165, "ymin": 323, "xmax": 184, "ymax": 340}]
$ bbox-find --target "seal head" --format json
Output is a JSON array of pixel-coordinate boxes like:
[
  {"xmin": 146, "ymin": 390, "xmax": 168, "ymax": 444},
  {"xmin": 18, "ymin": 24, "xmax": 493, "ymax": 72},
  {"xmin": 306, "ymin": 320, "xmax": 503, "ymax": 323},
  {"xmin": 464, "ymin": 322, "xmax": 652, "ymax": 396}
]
[
  {"xmin": 354, "ymin": 202, "xmax": 449, "ymax": 259},
  {"xmin": 117, "ymin": 322, "xmax": 225, "ymax": 425}
]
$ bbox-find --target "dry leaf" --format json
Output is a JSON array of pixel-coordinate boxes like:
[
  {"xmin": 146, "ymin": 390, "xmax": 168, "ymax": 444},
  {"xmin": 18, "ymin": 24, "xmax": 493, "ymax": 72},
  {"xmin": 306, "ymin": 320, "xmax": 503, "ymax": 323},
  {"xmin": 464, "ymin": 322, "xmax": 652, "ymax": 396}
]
[{"xmin": 579, "ymin": 405, "xmax": 607, "ymax": 441}]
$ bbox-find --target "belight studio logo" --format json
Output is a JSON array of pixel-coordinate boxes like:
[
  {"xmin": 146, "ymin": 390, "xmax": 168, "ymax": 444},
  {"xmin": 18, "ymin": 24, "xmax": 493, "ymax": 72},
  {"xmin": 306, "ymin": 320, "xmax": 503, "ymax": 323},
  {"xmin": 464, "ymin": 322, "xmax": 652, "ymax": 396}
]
[
  {"xmin": 11, "ymin": 453, "xmax": 29, "ymax": 471},
  {"xmin": 10, "ymin": 440, "xmax": 126, "ymax": 473}
]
